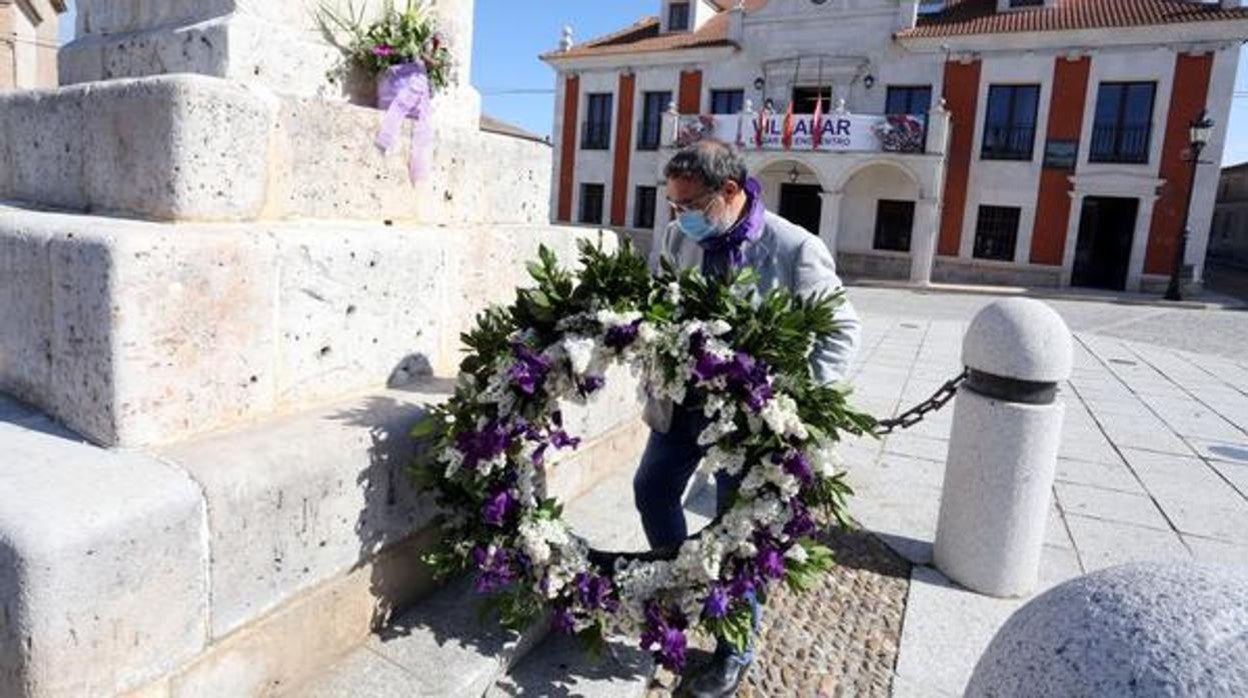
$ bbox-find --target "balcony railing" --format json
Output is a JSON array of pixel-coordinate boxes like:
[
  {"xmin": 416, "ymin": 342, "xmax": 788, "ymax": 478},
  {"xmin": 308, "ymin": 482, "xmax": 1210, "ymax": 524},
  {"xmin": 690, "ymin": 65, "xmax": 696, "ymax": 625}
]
[
  {"xmin": 981, "ymin": 125, "xmax": 1036, "ymax": 161},
  {"xmin": 1089, "ymin": 124, "xmax": 1151, "ymax": 164}
]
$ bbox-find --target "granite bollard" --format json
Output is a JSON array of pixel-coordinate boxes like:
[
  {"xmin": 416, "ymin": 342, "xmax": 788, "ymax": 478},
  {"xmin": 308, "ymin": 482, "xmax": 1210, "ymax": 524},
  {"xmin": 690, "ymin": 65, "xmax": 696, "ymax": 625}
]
[
  {"xmin": 933, "ymin": 298, "xmax": 1073, "ymax": 597},
  {"xmin": 967, "ymin": 562, "xmax": 1248, "ymax": 697}
]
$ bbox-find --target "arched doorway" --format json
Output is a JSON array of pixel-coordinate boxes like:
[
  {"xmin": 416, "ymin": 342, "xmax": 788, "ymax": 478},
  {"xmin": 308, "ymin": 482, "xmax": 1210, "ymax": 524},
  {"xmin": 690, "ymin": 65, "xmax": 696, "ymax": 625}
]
[
  {"xmin": 756, "ymin": 160, "xmax": 824, "ymax": 236},
  {"xmin": 834, "ymin": 161, "xmax": 923, "ymax": 279}
]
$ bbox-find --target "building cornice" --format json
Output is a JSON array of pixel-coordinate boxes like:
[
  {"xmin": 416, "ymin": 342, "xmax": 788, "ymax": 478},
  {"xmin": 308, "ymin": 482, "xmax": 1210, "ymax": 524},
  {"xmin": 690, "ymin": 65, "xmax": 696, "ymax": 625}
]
[
  {"xmin": 897, "ymin": 20, "xmax": 1248, "ymax": 54},
  {"xmin": 542, "ymin": 45, "xmax": 737, "ymax": 73}
]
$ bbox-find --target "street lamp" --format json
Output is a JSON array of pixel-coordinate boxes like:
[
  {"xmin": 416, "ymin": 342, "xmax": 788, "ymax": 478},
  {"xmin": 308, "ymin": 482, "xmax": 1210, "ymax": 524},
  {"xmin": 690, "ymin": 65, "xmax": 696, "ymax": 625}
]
[{"xmin": 1165, "ymin": 109, "xmax": 1215, "ymax": 301}]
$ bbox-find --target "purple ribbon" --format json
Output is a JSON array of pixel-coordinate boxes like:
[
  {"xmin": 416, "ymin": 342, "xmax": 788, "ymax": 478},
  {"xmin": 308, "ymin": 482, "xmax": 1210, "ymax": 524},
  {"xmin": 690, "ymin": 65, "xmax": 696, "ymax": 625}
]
[
  {"xmin": 700, "ymin": 177, "xmax": 767, "ymax": 273},
  {"xmin": 376, "ymin": 62, "xmax": 433, "ymax": 184}
]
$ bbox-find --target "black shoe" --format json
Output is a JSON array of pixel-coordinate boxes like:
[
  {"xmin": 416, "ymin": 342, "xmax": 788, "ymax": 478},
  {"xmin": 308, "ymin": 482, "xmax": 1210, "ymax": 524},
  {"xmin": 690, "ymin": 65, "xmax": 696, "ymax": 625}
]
[{"xmin": 679, "ymin": 654, "xmax": 751, "ymax": 698}]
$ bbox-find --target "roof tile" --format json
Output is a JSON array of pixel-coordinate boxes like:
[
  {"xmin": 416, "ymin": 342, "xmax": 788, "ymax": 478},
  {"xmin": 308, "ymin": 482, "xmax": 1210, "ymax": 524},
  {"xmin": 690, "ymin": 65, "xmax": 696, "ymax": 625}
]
[{"xmin": 901, "ymin": 0, "xmax": 1248, "ymax": 38}]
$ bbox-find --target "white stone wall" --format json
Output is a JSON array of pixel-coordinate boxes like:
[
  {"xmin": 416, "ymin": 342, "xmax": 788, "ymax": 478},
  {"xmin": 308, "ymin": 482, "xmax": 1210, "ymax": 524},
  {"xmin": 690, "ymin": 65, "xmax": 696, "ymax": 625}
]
[
  {"xmin": 960, "ymin": 51, "xmax": 1055, "ymax": 265},
  {"xmin": 839, "ymin": 163, "xmax": 921, "ymax": 253},
  {"xmin": 0, "ymin": 74, "xmax": 549, "ymax": 225},
  {"xmin": 0, "ymin": 208, "xmax": 604, "ymax": 448}
]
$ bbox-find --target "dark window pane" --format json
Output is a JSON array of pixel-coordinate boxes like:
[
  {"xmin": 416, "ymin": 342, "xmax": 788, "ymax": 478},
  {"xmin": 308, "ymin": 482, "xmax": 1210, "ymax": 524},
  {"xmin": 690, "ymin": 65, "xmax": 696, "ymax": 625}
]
[
  {"xmin": 973, "ymin": 206, "xmax": 1021, "ymax": 261},
  {"xmin": 1014, "ymin": 86, "xmax": 1039, "ymax": 127},
  {"xmin": 634, "ymin": 186, "xmax": 657, "ymax": 229},
  {"xmin": 886, "ymin": 85, "xmax": 932, "ymax": 115},
  {"xmin": 639, "ymin": 91, "xmax": 671, "ymax": 150},
  {"xmin": 582, "ymin": 93, "xmax": 613, "ymax": 150},
  {"xmin": 1124, "ymin": 83, "xmax": 1154, "ymax": 126},
  {"xmin": 710, "ymin": 89, "xmax": 745, "ymax": 115},
  {"xmin": 1090, "ymin": 82, "xmax": 1154, "ymax": 164},
  {"xmin": 791, "ymin": 87, "xmax": 833, "ymax": 114},
  {"xmin": 579, "ymin": 184, "xmax": 605, "ymax": 225},
  {"xmin": 874, "ymin": 200, "xmax": 915, "ymax": 252},
  {"xmin": 669, "ymin": 2, "xmax": 690, "ymax": 31},
  {"xmin": 982, "ymin": 85, "xmax": 1039, "ymax": 160}
]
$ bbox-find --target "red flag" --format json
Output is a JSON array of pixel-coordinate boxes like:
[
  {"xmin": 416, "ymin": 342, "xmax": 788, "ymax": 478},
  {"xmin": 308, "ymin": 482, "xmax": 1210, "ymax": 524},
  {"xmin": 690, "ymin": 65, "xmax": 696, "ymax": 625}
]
[
  {"xmin": 755, "ymin": 107, "xmax": 767, "ymax": 148},
  {"xmin": 781, "ymin": 100, "xmax": 795, "ymax": 150},
  {"xmin": 812, "ymin": 94, "xmax": 824, "ymax": 150}
]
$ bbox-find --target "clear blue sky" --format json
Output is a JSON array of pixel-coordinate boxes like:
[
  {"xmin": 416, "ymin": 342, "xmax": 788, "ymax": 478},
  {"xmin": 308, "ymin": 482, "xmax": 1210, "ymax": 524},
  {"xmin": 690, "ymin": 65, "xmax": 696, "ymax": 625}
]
[{"xmin": 58, "ymin": 0, "xmax": 1247, "ymax": 164}]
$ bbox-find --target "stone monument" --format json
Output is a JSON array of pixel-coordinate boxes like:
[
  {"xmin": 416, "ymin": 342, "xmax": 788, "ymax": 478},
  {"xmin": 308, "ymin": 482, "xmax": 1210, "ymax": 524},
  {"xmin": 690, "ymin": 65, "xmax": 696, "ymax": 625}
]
[{"xmin": 0, "ymin": 2, "xmax": 646, "ymax": 696}]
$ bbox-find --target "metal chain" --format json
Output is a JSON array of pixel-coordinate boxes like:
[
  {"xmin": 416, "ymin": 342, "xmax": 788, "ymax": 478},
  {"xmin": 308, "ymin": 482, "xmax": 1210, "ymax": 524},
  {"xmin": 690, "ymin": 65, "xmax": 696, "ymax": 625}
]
[{"xmin": 874, "ymin": 368, "xmax": 969, "ymax": 436}]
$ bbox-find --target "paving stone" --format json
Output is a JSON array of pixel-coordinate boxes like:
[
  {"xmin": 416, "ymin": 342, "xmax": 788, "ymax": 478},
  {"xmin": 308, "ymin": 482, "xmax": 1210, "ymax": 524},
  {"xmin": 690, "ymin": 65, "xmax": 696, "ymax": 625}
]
[
  {"xmin": 293, "ymin": 579, "xmax": 548, "ymax": 698},
  {"xmin": 1053, "ymin": 482, "xmax": 1171, "ymax": 531},
  {"xmin": 1054, "ymin": 457, "xmax": 1141, "ymax": 494},
  {"xmin": 1119, "ymin": 448, "xmax": 1246, "ymax": 509},
  {"xmin": 893, "ymin": 566, "xmax": 1025, "ymax": 697},
  {"xmin": 491, "ymin": 634, "xmax": 653, "ymax": 698},
  {"xmin": 1063, "ymin": 515, "xmax": 1190, "ymax": 571},
  {"xmin": 1182, "ymin": 534, "xmax": 1248, "ymax": 565},
  {"xmin": 881, "ymin": 433, "xmax": 949, "ymax": 463},
  {"xmin": 1039, "ymin": 545, "xmax": 1084, "ymax": 589},
  {"xmin": 1210, "ymin": 460, "xmax": 1248, "ymax": 497}
]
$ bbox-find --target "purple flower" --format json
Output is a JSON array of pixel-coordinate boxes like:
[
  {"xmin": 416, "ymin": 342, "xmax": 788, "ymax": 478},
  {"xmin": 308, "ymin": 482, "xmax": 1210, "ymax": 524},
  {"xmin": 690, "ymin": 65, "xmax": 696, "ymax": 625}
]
[
  {"xmin": 639, "ymin": 602, "xmax": 689, "ymax": 673},
  {"xmin": 481, "ymin": 489, "xmax": 518, "ymax": 527},
  {"xmin": 779, "ymin": 450, "xmax": 814, "ymax": 487},
  {"xmin": 703, "ymin": 585, "xmax": 730, "ymax": 620},
  {"xmin": 658, "ymin": 627, "xmax": 687, "ymax": 672},
  {"xmin": 757, "ymin": 546, "xmax": 787, "ymax": 580},
  {"xmin": 455, "ymin": 421, "xmax": 511, "ymax": 470},
  {"xmin": 693, "ymin": 352, "xmax": 731, "ymax": 382},
  {"xmin": 471, "ymin": 546, "xmax": 515, "ymax": 593},
  {"xmin": 508, "ymin": 343, "xmax": 552, "ymax": 395},
  {"xmin": 550, "ymin": 429, "xmax": 581, "ymax": 451},
  {"xmin": 552, "ymin": 606, "xmax": 576, "ymax": 635},
  {"xmin": 372, "ymin": 44, "xmax": 395, "ymax": 58},
  {"xmin": 784, "ymin": 499, "xmax": 818, "ymax": 539},
  {"xmin": 577, "ymin": 374, "xmax": 606, "ymax": 395},
  {"xmin": 574, "ymin": 572, "xmax": 619, "ymax": 612},
  {"xmin": 604, "ymin": 320, "xmax": 642, "ymax": 350}
]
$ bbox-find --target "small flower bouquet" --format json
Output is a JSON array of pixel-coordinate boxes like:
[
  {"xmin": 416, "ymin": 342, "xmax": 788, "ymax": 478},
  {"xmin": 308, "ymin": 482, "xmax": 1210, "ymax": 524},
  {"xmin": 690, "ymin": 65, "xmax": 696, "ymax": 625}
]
[
  {"xmin": 317, "ymin": 0, "xmax": 452, "ymax": 182},
  {"xmin": 317, "ymin": 0, "xmax": 453, "ymax": 92}
]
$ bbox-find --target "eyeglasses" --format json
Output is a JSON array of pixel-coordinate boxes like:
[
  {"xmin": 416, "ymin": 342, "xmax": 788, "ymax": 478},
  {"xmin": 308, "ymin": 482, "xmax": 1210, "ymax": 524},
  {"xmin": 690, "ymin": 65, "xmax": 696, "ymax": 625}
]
[{"xmin": 665, "ymin": 190, "xmax": 718, "ymax": 215}]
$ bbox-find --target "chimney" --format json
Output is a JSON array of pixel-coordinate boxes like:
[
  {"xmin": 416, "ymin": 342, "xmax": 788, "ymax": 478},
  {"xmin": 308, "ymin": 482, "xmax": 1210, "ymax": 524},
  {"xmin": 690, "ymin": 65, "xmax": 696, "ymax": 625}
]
[{"xmin": 728, "ymin": 0, "xmax": 745, "ymax": 43}]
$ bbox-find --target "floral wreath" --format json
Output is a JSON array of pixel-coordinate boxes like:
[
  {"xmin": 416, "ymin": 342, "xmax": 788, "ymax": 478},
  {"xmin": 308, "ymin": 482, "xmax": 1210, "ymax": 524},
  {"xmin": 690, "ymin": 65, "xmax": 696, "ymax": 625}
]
[{"xmin": 413, "ymin": 241, "xmax": 874, "ymax": 672}]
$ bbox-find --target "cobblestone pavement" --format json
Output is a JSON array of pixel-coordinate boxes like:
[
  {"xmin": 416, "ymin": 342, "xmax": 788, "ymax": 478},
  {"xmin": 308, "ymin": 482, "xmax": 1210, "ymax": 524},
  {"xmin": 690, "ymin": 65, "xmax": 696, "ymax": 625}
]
[{"xmin": 646, "ymin": 528, "xmax": 911, "ymax": 697}]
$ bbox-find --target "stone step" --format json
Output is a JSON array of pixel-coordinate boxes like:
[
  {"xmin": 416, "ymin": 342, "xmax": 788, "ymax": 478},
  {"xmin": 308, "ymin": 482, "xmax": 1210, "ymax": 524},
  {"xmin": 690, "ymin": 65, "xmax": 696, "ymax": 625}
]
[
  {"xmin": 487, "ymin": 634, "xmax": 654, "ymax": 698},
  {"xmin": 286, "ymin": 578, "xmax": 550, "ymax": 698}
]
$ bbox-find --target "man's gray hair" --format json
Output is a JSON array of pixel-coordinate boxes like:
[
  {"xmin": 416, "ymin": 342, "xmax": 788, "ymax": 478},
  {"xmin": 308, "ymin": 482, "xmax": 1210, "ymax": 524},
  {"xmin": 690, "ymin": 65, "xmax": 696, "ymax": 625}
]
[{"xmin": 663, "ymin": 139, "xmax": 749, "ymax": 191}]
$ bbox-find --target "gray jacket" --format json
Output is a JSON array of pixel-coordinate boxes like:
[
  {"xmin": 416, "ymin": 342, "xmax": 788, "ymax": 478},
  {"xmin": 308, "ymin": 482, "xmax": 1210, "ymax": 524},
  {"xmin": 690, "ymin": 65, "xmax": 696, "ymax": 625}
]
[{"xmin": 644, "ymin": 211, "xmax": 862, "ymax": 432}]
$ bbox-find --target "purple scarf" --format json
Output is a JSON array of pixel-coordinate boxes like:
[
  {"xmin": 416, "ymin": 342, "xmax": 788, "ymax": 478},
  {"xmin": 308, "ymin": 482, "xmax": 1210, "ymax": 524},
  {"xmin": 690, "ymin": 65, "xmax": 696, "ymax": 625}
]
[{"xmin": 700, "ymin": 177, "xmax": 766, "ymax": 276}]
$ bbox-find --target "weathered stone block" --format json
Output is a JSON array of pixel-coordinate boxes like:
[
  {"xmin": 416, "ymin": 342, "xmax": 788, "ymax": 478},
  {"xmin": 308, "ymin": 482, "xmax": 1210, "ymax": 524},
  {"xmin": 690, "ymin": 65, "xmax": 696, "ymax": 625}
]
[
  {"xmin": 66, "ymin": 0, "xmax": 475, "ymax": 101},
  {"xmin": 0, "ymin": 207, "xmax": 608, "ymax": 447},
  {"xmin": 1, "ymin": 74, "xmax": 545, "ymax": 224},
  {"xmin": 157, "ymin": 383, "xmax": 445, "ymax": 639},
  {"xmin": 0, "ymin": 416, "xmax": 209, "ymax": 698},
  {"xmin": 0, "ymin": 76, "xmax": 277, "ymax": 221},
  {"xmin": 0, "ymin": 223, "xmax": 53, "ymax": 406},
  {"xmin": 270, "ymin": 223, "xmax": 448, "ymax": 407}
]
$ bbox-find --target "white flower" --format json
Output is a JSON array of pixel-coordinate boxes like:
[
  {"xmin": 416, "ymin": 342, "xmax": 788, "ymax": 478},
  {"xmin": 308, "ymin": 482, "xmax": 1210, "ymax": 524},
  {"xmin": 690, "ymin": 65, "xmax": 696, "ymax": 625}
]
[
  {"xmin": 785, "ymin": 545, "xmax": 809, "ymax": 564},
  {"xmin": 562, "ymin": 336, "xmax": 597, "ymax": 375},
  {"xmin": 759, "ymin": 393, "xmax": 810, "ymax": 440}
]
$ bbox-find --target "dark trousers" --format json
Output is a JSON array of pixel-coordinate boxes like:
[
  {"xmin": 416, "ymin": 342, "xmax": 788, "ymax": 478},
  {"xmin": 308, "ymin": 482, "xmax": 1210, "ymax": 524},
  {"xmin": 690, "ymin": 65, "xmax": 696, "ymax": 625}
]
[{"xmin": 633, "ymin": 406, "xmax": 759, "ymax": 663}]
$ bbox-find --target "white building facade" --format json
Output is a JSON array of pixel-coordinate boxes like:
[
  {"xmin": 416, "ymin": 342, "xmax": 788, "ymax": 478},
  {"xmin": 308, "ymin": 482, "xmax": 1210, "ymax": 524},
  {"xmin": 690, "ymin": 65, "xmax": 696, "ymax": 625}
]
[{"xmin": 542, "ymin": 0, "xmax": 1248, "ymax": 292}]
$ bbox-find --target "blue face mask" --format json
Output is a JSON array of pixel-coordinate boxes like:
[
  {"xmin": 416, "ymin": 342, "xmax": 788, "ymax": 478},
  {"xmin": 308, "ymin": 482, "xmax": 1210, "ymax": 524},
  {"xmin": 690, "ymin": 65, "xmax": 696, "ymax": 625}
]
[{"xmin": 676, "ymin": 210, "xmax": 721, "ymax": 241}]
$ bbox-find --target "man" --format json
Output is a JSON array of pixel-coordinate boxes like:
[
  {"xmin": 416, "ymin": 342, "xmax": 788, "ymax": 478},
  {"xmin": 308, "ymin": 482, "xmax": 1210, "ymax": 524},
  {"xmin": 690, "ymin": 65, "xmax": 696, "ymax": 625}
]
[{"xmin": 634, "ymin": 140, "xmax": 861, "ymax": 697}]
